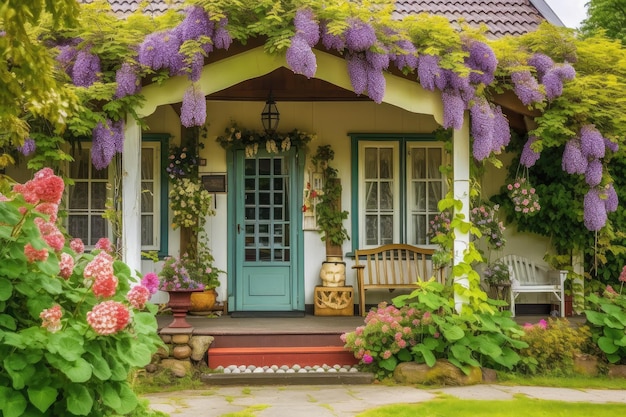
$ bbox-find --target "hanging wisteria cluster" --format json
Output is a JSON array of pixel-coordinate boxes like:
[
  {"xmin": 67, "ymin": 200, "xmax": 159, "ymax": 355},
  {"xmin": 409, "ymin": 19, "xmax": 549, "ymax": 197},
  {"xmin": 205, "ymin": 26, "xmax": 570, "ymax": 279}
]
[
  {"xmin": 561, "ymin": 124, "xmax": 619, "ymax": 231},
  {"xmin": 53, "ymin": 5, "xmax": 233, "ymax": 169}
]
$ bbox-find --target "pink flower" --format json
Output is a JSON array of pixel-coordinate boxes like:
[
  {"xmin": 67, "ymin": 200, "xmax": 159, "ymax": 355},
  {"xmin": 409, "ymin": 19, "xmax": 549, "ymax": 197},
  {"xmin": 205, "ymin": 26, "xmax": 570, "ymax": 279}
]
[
  {"xmin": 92, "ymin": 274, "xmax": 118, "ymax": 298},
  {"xmin": 87, "ymin": 301, "xmax": 130, "ymax": 335},
  {"xmin": 538, "ymin": 319, "xmax": 548, "ymax": 329},
  {"xmin": 24, "ymin": 243, "xmax": 48, "ymax": 263},
  {"xmin": 382, "ymin": 350, "xmax": 392, "ymax": 359},
  {"xmin": 13, "ymin": 168, "xmax": 64, "ymax": 205},
  {"xmin": 95, "ymin": 237, "xmax": 113, "ymax": 253},
  {"xmin": 127, "ymin": 285, "xmax": 151, "ymax": 310},
  {"xmin": 59, "ymin": 253, "xmax": 74, "ymax": 279},
  {"xmin": 70, "ymin": 238, "xmax": 85, "ymax": 254},
  {"xmin": 141, "ymin": 272, "xmax": 160, "ymax": 295},
  {"xmin": 362, "ymin": 354, "xmax": 373, "ymax": 364},
  {"xmin": 84, "ymin": 252, "xmax": 114, "ymax": 281},
  {"xmin": 40, "ymin": 305, "xmax": 62, "ymax": 333},
  {"xmin": 619, "ymin": 266, "xmax": 626, "ymax": 283}
]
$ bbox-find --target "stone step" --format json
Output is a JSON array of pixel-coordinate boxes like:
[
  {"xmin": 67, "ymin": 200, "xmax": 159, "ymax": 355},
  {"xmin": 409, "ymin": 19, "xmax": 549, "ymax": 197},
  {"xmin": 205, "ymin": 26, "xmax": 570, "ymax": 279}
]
[
  {"xmin": 207, "ymin": 346, "xmax": 358, "ymax": 368},
  {"xmin": 201, "ymin": 371, "xmax": 374, "ymax": 386}
]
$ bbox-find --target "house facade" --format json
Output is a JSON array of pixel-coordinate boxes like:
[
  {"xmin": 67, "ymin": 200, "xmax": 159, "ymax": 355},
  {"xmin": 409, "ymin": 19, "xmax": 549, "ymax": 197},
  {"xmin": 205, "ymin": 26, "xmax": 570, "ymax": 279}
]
[{"xmin": 10, "ymin": 0, "xmax": 570, "ymax": 313}]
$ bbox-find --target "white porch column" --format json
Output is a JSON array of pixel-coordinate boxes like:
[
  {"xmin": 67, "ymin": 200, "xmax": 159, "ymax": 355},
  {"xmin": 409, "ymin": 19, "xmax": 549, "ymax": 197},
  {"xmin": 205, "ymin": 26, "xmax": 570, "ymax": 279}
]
[
  {"xmin": 453, "ymin": 116, "xmax": 471, "ymax": 313},
  {"xmin": 122, "ymin": 117, "xmax": 142, "ymax": 280}
]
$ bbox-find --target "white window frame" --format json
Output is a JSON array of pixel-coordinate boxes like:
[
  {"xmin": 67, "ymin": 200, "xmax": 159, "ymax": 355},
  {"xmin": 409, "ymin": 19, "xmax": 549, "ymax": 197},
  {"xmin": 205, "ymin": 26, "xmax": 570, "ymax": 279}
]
[{"xmin": 352, "ymin": 134, "xmax": 447, "ymax": 250}]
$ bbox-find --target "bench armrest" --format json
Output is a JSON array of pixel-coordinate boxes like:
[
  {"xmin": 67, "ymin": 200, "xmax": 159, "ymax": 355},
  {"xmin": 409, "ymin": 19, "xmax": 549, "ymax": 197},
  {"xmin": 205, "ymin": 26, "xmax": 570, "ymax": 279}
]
[{"xmin": 548, "ymin": 270, "xmax": 568, "ymax": 287}]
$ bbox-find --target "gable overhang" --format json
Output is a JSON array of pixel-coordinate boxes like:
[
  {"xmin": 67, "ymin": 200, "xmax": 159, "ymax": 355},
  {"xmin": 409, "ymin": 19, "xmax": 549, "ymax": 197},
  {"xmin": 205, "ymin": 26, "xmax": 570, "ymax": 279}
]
[{"xmin": 137, "ymin": 46, "xmax": 444, "ymax": 125}]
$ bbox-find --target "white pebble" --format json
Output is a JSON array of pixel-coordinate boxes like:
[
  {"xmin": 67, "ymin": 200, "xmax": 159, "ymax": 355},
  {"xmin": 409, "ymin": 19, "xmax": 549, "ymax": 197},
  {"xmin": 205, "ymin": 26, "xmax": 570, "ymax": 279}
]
[
  {"xmin": 232, "ymin": 369, "xmax": 241, "ymax": 374},
  {"xmin": 298, "ymin": 368, "xmax": 308, "ymax": 373},
  {"xmin": 247, "ymin": 365, "xmax": 256, "ymax": 371},
  {"xmin": 316, "ymin": 368, "xmax": 325, "ymax": 373},
  {"xmin": 328, "ymin": 368, "xmax": 337, "ymax": 373},
  {"xmin": 292, "ymin": 364, "xmax": 301, "ymax": 371},
  {"xmin": 223, "ymin": 368, "xmax": 231, "ymax": 374},
  {"xmin": 276, "ymin": 369, "xmax": 285, "ymax": 374},
  {"xmin": 253, "ymin": 368, "xmax": 264, "ymax": 373},
  {"xmin": 227, "ymin": 365, "xmax": 237, "ymax": 371},
  {"xmin": 286, "ymin": 369, "xmax": 295, "ymax": 373}
]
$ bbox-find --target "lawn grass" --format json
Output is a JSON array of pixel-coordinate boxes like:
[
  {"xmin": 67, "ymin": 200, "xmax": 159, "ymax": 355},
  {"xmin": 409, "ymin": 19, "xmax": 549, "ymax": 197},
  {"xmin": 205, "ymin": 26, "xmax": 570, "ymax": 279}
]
[{"xmin": 356, "ymin": 396, "xmax": 626, "ymax": 417}]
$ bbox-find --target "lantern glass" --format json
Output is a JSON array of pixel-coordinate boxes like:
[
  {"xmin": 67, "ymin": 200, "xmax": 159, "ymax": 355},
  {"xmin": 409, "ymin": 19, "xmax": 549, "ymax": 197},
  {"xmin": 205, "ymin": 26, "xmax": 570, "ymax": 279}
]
[{"xmin": 261, "ymin": 94, "xmax": 280, "ymax": 133}]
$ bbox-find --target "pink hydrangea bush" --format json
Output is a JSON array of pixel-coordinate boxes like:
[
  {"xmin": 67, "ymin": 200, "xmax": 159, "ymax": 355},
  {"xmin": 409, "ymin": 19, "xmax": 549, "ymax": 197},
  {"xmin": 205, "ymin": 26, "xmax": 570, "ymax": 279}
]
[
  {"xmin": 0, "ymin": 168, "xmax": 162, "ymax": 416},
  {"xmin": 341, "ymin": 281, "xmax": 527, "ymax": 379}
]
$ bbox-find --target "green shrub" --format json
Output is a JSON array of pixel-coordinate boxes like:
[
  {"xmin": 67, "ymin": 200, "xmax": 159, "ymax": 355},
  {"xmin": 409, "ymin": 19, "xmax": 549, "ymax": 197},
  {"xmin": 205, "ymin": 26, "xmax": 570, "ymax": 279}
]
[
  {"xmin": 516, "ymin": 318, "xmax": 594, "ymax": 376},
  {"xmin": 0, "ymin": 168, "xmax": 163, "ymax": 416},
  {"xmin": 341, "ymin": 280, "xmax": 527, "ymax": 379},
  {"xmin": 585, "ymin": 288, "xmax": 626, "ymax": 365}
]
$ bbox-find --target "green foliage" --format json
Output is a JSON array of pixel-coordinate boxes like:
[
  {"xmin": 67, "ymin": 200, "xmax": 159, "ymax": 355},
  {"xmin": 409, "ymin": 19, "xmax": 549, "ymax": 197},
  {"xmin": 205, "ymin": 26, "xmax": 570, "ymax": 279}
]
[
  {"xmin": 342, "ymin": 280, "xmax": 527, "ymax": 379},
  {"xmin": 310, "ymin": 145, "xmax": 350, "ymax": 246},
  {"xmin": 585, "ymin": 290, "xmax": 626, "ymax": 364},
  {"xmin": 581, "ymin": 0, "xmax": 626, "ymax": 44},
  {"xmin": 516, "ymin": 318, "xmax": 595, "ymax": 376},
  {"xmin": 0, "ymin": 170, "xmax": 163, "ymax": 416}
]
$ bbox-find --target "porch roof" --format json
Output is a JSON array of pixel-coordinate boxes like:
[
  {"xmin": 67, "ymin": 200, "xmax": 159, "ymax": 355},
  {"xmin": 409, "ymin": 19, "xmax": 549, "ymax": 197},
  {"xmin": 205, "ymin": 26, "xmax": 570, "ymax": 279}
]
[{"xmin": 80, "ymin": 0, "xmax": 562, "ymax": 38}]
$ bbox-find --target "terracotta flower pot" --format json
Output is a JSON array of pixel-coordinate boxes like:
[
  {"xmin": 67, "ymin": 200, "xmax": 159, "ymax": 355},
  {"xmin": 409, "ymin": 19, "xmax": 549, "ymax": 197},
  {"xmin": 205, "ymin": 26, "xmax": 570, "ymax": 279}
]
[
  {"xmin": 190, "ymin": 288, "xmax": 218, "ymax": 312},
  {"xmin": 166, "ymin": 289, "xmax": 202, "ymax": 328}
]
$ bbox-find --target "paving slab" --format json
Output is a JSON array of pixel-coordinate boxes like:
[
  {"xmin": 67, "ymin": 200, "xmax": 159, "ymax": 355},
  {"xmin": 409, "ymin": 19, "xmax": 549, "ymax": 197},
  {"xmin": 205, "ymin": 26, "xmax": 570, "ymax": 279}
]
[{"xmin": 144, "ymin": 384, "xmax": 626, "ymax": 417}]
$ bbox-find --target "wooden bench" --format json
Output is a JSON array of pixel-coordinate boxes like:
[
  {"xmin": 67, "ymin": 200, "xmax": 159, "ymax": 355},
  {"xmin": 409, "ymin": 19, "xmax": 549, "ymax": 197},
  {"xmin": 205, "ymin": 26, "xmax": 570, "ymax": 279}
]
[
  {"xmin": 499, "ymin": 254, "xmax": 567, "ymax": 317},
  {"xmin": 353, "ymin": 244, "xmax": 438, "ymax": 316}
]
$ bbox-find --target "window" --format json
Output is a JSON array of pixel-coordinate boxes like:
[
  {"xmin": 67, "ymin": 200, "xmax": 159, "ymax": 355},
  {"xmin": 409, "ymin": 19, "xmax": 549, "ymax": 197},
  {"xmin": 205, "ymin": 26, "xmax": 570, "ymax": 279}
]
[
  {"xmin": 67, "ymin": 134, "xmax": 169, "ymax": 255},
  {"xmin": 351, "ymin": 134, "xmax": 445, "ymax": 249}
]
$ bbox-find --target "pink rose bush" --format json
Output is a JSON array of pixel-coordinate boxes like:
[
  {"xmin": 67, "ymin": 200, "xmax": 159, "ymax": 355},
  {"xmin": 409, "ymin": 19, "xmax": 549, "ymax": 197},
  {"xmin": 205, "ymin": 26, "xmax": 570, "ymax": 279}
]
[{"xmin": 0, "ymin": 168, "xmax": 162, "ymax": 416}]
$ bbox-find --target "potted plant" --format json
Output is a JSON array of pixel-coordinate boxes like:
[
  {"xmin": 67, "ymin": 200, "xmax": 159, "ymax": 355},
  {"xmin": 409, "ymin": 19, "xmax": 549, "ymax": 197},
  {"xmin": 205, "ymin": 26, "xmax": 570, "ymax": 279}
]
[
  {"xmin": 188, "ymin": 231, "xmax": 224, "ymax": 312},
  {"xmin": 482, "ymin": 260, "xmax": 511, "ymax": 303},
  {"xmin": 310, "ymin": 145, "xmax": 350, "ymax": 287},
  {"xmin": 311, "ymin": 145, "xmax": 349, "ymax": 259},
  {"xmin": 158, "ymin": 253, "xmax": 206, "ymax": 328}
]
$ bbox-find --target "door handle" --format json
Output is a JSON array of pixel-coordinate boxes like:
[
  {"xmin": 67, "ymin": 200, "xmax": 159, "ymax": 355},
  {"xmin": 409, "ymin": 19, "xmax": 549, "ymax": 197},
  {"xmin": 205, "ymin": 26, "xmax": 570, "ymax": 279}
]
[{"xmin": 237, "ymin": 224, "xmax": 241, "ymax": 234}]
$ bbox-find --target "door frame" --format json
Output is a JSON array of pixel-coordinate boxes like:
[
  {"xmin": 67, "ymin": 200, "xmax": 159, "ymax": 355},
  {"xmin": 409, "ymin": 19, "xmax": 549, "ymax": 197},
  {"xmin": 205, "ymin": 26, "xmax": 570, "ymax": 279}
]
[{"xmin": 225, "ymin": 146, "xmax": 305, "ymax": 312}]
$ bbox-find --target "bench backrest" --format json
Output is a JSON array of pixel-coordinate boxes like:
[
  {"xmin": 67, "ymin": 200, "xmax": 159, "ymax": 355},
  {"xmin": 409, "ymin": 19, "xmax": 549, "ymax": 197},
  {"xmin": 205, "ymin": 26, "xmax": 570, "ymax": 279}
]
[
  {"xmin": 354, "ymin": 244, "xmax": 436, "ymax": 286},
  {"xmin": 499, "ymin": 254, "xmax": 546, "ymax": 285}
]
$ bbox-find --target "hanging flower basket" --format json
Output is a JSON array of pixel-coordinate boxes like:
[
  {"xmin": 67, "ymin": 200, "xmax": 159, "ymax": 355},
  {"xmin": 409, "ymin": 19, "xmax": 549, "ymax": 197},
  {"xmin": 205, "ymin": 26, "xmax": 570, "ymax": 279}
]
[{"xmin": 507, "ymin": 176, "xmax": 540, "ymax": 216}]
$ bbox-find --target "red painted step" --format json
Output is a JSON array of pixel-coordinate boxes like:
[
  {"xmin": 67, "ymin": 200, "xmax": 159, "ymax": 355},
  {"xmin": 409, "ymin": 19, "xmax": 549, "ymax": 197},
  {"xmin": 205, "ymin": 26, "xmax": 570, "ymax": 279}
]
[{"xmin": 207, "ymin": 346, "xmax": 358, "ymax": 368}]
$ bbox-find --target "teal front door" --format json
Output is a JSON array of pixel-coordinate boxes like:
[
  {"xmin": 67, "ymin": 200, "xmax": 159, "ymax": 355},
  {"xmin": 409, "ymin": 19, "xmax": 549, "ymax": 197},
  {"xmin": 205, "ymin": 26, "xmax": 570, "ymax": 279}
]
[{"xmin": 228, "ymin": 148, "xmax": 304, "ymax": 312}]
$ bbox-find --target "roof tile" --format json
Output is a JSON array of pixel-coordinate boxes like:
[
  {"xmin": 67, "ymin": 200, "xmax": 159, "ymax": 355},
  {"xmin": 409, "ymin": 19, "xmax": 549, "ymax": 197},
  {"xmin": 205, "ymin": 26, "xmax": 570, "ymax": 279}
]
[{"xmin": 80, "ymin": 0, "xmax": 552, "ymax": 38}]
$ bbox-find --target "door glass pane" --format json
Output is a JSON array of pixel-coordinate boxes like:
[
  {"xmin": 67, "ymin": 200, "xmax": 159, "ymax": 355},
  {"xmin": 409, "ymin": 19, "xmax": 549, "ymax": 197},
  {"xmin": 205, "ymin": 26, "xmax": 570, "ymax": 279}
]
[
  {"xmin": 412, "ymin": 148, "xmax": 425, "ymax": 178},
  {"xmin": 142, "ymin": 148, "xmax": 154, "ymax": 180},
  {"xmin": 413, "ymin": 182, "xmax": 426, "ymax": 210},
  {"xmin": 259, "ymin": 192, "xmax": 270, "ymax": 205},
  {"xmin": 365, "ymin": 215, "xmax": 378, "ymax": 246},
  {"xmin": 245, "ymin": 159, "xmax": 256, "ymax": 175},
  {"xmin": 428, "ymin": 148, "xmax": 442, "ymax": 179},
  {"xmin": 258, "ymin": 159, "xmax": 271, "ymax": 175},
  {"xmin": 428, "ymin": 183, "xmax": 442, "ymax": 210}
]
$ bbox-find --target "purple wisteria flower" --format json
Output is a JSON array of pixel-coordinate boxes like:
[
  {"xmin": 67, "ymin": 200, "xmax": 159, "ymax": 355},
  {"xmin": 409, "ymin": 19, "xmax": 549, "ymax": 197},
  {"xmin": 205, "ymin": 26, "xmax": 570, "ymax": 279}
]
[
  {"xmin": 562, "ymin": 139, "xmax": 588, "ymax": 175},
  {"xmin": 470, "ymin": 99, "xmax": 495, "ymax": 160},
  {"xmin": 465, "ymin": 40, "xmax": 497, "ymax": 85},
  {"xmin": 392, "ymin": 39, "xmax": 418, "ymax": 71},
  {"xmin": 604, "ymin": 137, "xmax": 619, "ymax": 153},
  {"xmin": 18, "ymin": 138, "xmax": 36, "ymax": 156},
  {"xmin": 367, "ymin": 69, "xmax": 385, "ymax": 103},
  {"xmin": 294, "ymin": 8, "xmax": 319, "ymax": 47},
  {"xmin": 178, "ymin": 5, "xmax": 214, "ymax": 42},
  {"xmin": 542, "ymin": 69, "xmax": 563, "ymax": 100},
  {"xmin": 72, "ymin": 49, "xmax": 101, "ymax": 87},
  {"xmin": 585, "ymin": 159, "xmax": 603, "ymax": 187},
  {"xmin": 444, "ymin": 69, "xmax": 474, "ymax": 104},
  {"xmin": 555, "ymin": 63, "xmax": 576, "ymax": 81},
  {"xmin": 55, "ymin": 45, "xmax": 78, "ymax": 73},
  {"xmin": 511, "ymin": 70, "xmax": 544, "ymax": 105},
  {"xmin": 92, "ymin": 119, "xmax": 124, "ymax": 170},
  {"xmin": 347, "ymin": 52, "xmax": 368, "ymax": 95},
  {"xmin": 417, "ymin": 54, "xmax": 441, "ymax": 91},
  {"xmin": 605, "ymin": 184, "xmax": 619, "ymax": 213},
  {"xmin": 520, "ymin": 135, "xmax": 540, "ymax": 168},
  {"xmin": 528, "ymin": 53, "xmax": 554, "ymax": 80},
  {"xmin": 584, "ymin": 188, "xmax": 607, "ymax": 231},
  {"xmin": 441, "ymin": 90, "xmax": 465, "ymax": 130},
  {"xmin": 580, "ymin": 124, "xmax": 605, "ymax": 159},
  {"xmin": 492, "ymin": 105, "xmax": 511, "ymax": 151},
  {"xmin": 213, "ymin": 18, "xmax": 232, "ymax": 50},
  {"xmin": 189, "ymin": 52, "xmax": 204, "ymax": 82},
  {"xmin": 286, "ymin": 35, "xmax": 317, "ymax": 79},
  {"xmin": 344, "ymin": 19, "xmax": 376, "ymax": 52},
  {"xmin": 366, "ymin": 44, "xmax": 390, "ymax": 71},
  {"xmin": 321, "ymin": 21, "xmax": 345, "ymax": 51},
  {"xmin": 138, "ymin": 30, "xmax": 182, "ymax": 74},
  {"xmin": 180, "ymin": 85, "xmax": 206, "ymax": 127},
  {"xmin": 115, "ymin": 62, "xmax": 139, "ymax": 98}
]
